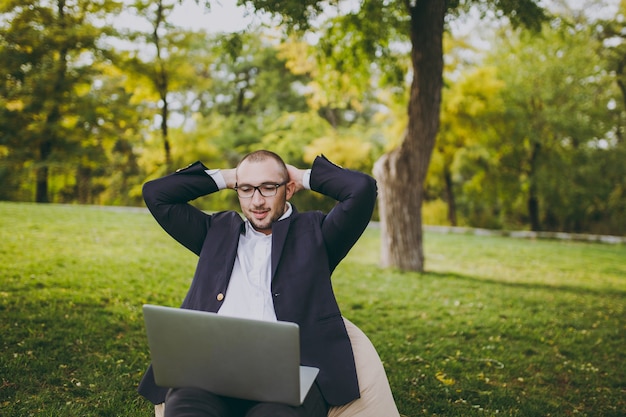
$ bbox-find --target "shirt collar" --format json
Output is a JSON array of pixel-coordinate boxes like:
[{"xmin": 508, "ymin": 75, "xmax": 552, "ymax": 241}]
[{"xmin": 279, "ymin": 202, "xmax": 293, "ymax": 221}]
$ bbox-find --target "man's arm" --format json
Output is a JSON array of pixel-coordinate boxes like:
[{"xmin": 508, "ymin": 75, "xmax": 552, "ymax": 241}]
[
  {"xmin": 142, "ymin": 162, "xmax": 223, "ymax": 255},
  {"xmin": 308, "ymin": 155, "xmax": 378, "ymax": 269}
]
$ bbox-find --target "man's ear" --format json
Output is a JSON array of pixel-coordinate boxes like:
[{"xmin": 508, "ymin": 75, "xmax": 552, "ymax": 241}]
[{"xmin": 285, "ymin": 181, "xmax": 296, "ymax": 200}]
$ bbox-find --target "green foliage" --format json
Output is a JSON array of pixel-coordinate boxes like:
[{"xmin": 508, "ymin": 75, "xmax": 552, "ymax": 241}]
[
  {"xmin": 183, "ymin": 30, "xmax": 311, "ymax": 119},
  {"xmin": 314, "ymin": 0, "xmax": 408, "ymax": 99},
  {"xmin": 491, "ymin": 20, "xmax": 623, "ymax": 233},
  {"xmin": 459, "ymin": 0, "xmax": 547, "ymax": 31},
  {"xmin": 430, "ymin": 47, "xmax": 506, "ymax": 226},
  {"xmin": 2, "ymin": 202, "xmax": 625, "ymax": 416},
  {"xmin": 433, "ymin": 17, "xmax": 626, "ymax": 234},
  {"xmin": 0, "ymin": 0, "xmax": 123, "ymax": 202},
  {"xmin": 596, "ymin": 0, "xmax": 626, "ymax": 142},
  {"xmin": 1, "ymin": 0, "xmax": 625, "ymax": 240},
  {"xmin": 242, "ymin": 0, "xmax": 335, "ymax": 31}
]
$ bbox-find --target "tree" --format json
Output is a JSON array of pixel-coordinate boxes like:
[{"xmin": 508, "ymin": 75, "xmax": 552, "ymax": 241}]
[
  {"xmin": 463, "ymin": 17, "xmax": 622, "ymax": 233},
  {"xmin": 597, "ymin": 0, "xmax": 626, "ymax": 138},
  {"xmin": 187, "ymin": 30, "xmax": 312, "ymax": 168},
  {"xmin": 119, "ymin": 0, "xmax": 231, "ymax": 173},
  {"xmin": 242, "ymin": 0, "xmax": 547, "ymax": 271},
  {"xmin": 80, "ymin": 64, "xmax": 148, "ymax": 205},
  {"xmin": 120, "ymin": 0, "xmax": 186, "ymax": 171},
  {"xmin": 0, "ymin": 0, "xmax": 121, "ymax": 202},
  {"xmin": 433, "ymin": 64, "xmax": 505, "ymax": 226},
  {"xmin": 596, "ymin": 0, "xmax": 626, "ymax": 234}
]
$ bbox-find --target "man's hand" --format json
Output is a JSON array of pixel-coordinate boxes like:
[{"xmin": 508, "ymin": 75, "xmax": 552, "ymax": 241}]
[
  {"xmin": 221, "ymin": 168, "xmax": 237, "ymax": 189},
  {"xmin": 286, "ymin": 164, "xmax": 306, "ymax": 194}
]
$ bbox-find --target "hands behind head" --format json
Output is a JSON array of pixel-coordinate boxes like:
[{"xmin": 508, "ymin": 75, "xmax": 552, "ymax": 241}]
[{"xmin": 286, "ymin": 164, "xmax": 306, "ymax": 194}]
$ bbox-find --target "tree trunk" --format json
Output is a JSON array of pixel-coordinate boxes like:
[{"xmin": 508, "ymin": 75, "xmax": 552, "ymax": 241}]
[
  {"xmin": 76, "ymin": 165, "xmax": 92, "ymax": 204},
  {"xmin": 35, "ymin": 0, "xmax": 68, "ymax": 203},
  {"xmin": 161, "ymin": 96, "xmax": 171, "ymax": 168},
  {"xmin": 374, "ymin": 132, "xmax": 424, "ymax": 270},
  {"xmin": 35, "ymin": 142, "xmax": 51, "ymax": 203},
  {"xmin": 616, "ymin": 56, "xmax": 626, "ymax": 112},
  {"xmin": 373, "ymin": 0, "xmax": 445, "ymax": 272},
  {"xmin": 153, "ymin": 0, "xmax": 171, "ymax": 169},
  {"xmin": 528, "ymin": 141, "xmax": 542, "ymax": 231},
  {"xmin": 444, "ymin": 166, "xmax": 457, "ymax": 226}
]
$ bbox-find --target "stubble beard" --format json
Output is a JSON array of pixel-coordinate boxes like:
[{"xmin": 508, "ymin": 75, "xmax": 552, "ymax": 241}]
[{"xmin": 246, "ymin": 202, "xmax": 287, "ymax": 234}]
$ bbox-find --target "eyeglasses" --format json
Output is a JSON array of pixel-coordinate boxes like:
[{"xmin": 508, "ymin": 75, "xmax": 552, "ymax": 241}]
[{"xmin": 234, "ymin": 181, "xmax": 287, "ymax": 198}]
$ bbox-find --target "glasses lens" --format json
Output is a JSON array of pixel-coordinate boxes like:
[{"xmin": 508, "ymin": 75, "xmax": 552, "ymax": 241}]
[
  {"xmin": 236, "ymin": 185, "xmax": 254, "ymax": 198},
  {"xmin": 259, "ymin": 184, "xmax": 279, "ymax": 197}
]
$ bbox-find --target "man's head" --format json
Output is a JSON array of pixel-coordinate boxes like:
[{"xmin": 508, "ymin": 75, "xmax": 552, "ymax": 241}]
[{"xmin": 235, "ymin": 150, "xmax": 295, "ymax": 235}]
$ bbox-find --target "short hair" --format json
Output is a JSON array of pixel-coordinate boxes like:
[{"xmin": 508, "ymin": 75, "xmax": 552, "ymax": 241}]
[{"xmin": 237, "ymin": 150, "xmax": 288, "ymax": 182}]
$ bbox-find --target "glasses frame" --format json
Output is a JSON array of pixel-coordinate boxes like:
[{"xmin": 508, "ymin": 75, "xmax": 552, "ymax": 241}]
[{"xmin": 234, "ymin": 181, "xmax": 288, "ymax": 198}]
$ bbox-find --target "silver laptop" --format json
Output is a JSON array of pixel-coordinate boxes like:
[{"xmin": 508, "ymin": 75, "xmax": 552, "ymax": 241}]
[{"xmin": 142, "ymin": 304, "xmax": 319, "ymax": 406}]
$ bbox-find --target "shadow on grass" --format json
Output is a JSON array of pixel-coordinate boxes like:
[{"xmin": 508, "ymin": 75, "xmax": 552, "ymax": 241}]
[{"xmin": 423, "ymin": 270, "xmax": 626, "ymax": 298}]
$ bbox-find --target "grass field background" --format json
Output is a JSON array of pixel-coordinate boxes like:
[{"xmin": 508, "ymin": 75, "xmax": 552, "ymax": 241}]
[{"xmin": 1, "ymin": 202, "xmax": 625, "ymax": 416}]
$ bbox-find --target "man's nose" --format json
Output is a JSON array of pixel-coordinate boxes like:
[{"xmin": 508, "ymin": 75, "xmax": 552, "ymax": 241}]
[{"xmin": 250, "ymin": 188, "xmax": 265, "ymax": 204}]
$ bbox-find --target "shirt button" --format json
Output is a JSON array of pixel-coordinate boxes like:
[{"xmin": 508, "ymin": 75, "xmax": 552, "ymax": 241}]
[{"xmin": 217, "ymin": 293, "xmax": 224, "ymax": 301}]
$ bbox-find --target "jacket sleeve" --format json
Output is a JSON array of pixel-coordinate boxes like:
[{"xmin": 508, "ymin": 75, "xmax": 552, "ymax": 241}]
[
  {"xmin": 309, "ymin": 155, "xmax": 378, "ymax": 270},
  {"xmin": 142, "ymin": 161, "xmax": 219, "ymax": 256}
]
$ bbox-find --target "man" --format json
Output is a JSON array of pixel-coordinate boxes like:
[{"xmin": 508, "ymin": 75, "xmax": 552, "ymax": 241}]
[{"xmin": 138, "ymin": 150, "xmax": 377, "ymax": 417}]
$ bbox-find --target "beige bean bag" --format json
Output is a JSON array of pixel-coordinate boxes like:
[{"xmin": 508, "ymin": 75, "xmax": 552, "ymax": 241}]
[{"xmin": 154, "ymin": 318, "xmax": 399, "ymax": 417}]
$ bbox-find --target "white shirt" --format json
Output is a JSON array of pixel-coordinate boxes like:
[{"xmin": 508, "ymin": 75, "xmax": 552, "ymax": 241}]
[
  {"xmin": 217, "ymin": 219, "xmax": 277, "ymax": 321},
  {"xmin": 206, "ymin": 168, "xmax": 311, "ymax": 322}
]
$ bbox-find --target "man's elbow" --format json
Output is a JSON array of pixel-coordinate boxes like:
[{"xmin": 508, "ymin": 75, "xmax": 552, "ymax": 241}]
[
  {"xmin": 356, "ymin": 174, "xmax": 378, "ymax": 212},
  {"xmin": 142, "ymin": 179, "xmax": 160, "ymax": 208}
]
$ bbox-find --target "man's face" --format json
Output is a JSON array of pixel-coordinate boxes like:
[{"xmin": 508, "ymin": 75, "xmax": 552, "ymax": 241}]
[{"xmin": 236, "ymin": 159, "xmax": 294, "ymax": 235}]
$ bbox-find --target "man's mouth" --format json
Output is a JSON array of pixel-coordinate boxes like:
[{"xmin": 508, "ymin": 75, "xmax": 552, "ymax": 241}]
[{"xmin": 251, "ymin": 209, "xmax": 269, "ymax": 220}]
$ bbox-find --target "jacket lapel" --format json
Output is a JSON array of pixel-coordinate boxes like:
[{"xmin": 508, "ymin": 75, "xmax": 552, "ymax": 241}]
[
  {"xmin": 270, "ymin": 206, "xmax": 296, "ymax": 280},
  {"xmin": 221, "ymin": 219, "xmax": 245, "ymax": 284}
]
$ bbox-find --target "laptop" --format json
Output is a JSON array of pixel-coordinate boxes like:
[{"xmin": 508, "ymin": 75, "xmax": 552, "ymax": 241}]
[{"xmin": 142, "ymin": 304, "xmax": 319, "ymax": 406}]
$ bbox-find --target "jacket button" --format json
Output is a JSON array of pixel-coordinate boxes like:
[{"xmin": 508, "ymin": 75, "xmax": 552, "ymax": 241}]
[{"xmin": 216, "ymin": 293, "xmax": 224, "ymax": 301}]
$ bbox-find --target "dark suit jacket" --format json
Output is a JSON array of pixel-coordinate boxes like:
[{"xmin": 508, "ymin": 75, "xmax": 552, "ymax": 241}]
[{"xmin": 137, "ymin": 155, "xmax": 377, "ymax": 406}]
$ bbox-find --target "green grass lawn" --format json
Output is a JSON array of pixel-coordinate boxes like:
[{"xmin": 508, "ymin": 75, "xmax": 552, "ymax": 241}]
[{"xmin": 1, "ymin": 202, "xmax": 625, "ymax": 416}]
